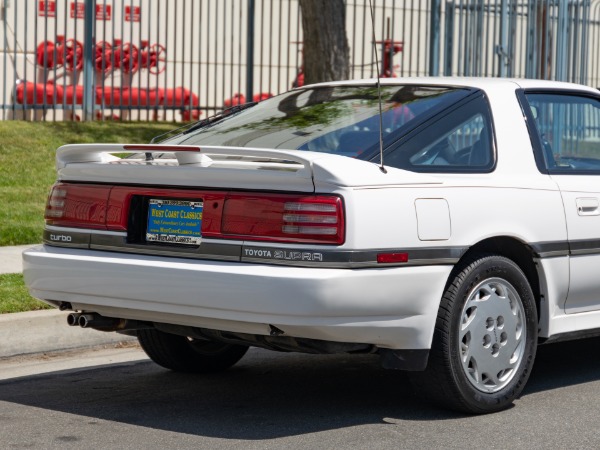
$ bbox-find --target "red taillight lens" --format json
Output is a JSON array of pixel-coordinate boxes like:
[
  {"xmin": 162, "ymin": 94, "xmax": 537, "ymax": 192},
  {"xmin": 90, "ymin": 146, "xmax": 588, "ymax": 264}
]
[
  {"xmin": 45, "ymin": 183, "xmax": 112, "ymax": 230},
  {"xmin": 219, "ymin": 194, "xmax": 344, "ymax": 244},
  {"xmin": 377, "ymin": 252, "xmax": 409, "ymax": 264}
]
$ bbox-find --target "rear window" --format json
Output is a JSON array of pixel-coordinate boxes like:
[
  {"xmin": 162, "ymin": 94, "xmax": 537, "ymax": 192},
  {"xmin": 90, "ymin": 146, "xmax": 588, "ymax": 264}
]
[{"xmin": 172, "ymin": 85, "xmax": 471, "ymax": 157}]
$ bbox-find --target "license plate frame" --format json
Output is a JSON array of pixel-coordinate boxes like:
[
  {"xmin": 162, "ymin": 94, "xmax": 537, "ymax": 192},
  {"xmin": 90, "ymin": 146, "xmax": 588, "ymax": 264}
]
[{"xmin": 146, "ymin": 199, "xmax": 203, "ymax": 245}]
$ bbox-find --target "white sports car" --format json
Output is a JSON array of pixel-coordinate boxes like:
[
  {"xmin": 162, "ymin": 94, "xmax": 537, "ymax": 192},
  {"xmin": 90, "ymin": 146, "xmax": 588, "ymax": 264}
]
[{"xmin": 24, "ymin": 77, "xmax": 600, "ymax": 413}]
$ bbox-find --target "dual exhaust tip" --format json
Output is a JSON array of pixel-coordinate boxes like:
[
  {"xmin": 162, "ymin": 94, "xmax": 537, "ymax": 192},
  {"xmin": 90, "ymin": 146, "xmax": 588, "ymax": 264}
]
[{"xmin": 67, "ymin": 312, "xmax": 149, "ymax": 332}]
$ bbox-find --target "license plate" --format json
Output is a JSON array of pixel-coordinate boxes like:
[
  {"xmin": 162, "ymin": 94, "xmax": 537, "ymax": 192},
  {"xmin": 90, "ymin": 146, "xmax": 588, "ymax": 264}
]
[{"xmin": 146, "ymin": 199, "xmax": 203, "ymax": 245}]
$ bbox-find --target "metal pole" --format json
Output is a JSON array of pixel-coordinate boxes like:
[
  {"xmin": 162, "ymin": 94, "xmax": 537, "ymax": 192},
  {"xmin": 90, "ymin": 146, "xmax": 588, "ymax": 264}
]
[
  {"xmin": 444, "ymin": 1, "xmax": 454, "ymax": 76},
  {"xmin": 555, "ymin": 0, "xmax": 568, "ymax": 82},
  {"xmin": 497, "ymin": 0, "xmax": 509, "ymax": 77},
  {"xmin": 429, "ymin": 0, "xmax": 441, "ymax": 76},
  {"xmin": 83, "ymin": 0, "xmax": 96, "ymax": 121},
  {"xmin": 246, "ymin": 0, "xmax": 255, "ymax": 103}
]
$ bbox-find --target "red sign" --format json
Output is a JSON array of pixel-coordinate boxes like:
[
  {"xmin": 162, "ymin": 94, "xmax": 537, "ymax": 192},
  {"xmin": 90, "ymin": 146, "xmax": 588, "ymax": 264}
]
[
  {"xmin": 96, "ymin": 4, "xmax": 112, "ymax": 21},
  {"xmin": 69, "ymin": 3, "xmax": 112, "ymax": 20},
  {"xmin": 125, "ymin": 6, "xmax": 141, "ymax": 22},
  {"xmin": 38, "ymin": 1, "xmax": 56, "ymax": 17},
  {"xmin": 70, "ymin": 2, "xmax": 84, "ymax": 19}
]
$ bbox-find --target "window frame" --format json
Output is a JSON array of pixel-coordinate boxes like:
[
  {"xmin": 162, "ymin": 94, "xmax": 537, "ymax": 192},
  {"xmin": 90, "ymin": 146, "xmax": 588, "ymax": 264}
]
[{"xmin": 517, "ymin": 88, "xmax": 600, "ymax": 176}]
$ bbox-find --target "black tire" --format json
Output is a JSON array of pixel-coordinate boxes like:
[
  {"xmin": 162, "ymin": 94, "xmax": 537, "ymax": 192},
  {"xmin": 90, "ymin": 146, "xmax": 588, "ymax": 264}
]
[
  {"xmin": 409, "ymin": 253, "xmax": 538, "ymax": 414},
  {"xmin": 137, "ymin": 329, "xmax": 248, "ymax": 373}
]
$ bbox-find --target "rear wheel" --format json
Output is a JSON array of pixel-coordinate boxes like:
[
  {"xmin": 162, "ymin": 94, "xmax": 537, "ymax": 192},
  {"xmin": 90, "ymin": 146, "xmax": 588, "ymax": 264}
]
[
  {"xmin": 138, "ymin": 329, "xmax": 248, "ymax": 373},
  {"xmin": 410, "ymin": 253, "xmax": 538, "ymax": 414}
]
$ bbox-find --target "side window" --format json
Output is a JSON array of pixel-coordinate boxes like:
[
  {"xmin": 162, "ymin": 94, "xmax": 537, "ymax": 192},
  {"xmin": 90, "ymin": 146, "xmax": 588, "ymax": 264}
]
[
  {"xmin": 525, "ymin": 93, "xmax": 600, "ymax": 172},
  {"xmin": 384, "ymin": 95, "xmax": 494, "ymax": 173}
]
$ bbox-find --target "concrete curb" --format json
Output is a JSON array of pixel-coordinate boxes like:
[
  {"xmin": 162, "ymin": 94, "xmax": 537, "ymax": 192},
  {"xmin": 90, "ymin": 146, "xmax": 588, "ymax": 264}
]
[{"xmin": 0, "ymin": 309, "xmax": 136, "ymax": 359}]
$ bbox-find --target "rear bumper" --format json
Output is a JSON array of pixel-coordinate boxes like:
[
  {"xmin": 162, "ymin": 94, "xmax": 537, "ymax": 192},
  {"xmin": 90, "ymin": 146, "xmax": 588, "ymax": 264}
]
[{"xmin": 23, "ymin": 245, "xmax": 452, "ymax": 350}]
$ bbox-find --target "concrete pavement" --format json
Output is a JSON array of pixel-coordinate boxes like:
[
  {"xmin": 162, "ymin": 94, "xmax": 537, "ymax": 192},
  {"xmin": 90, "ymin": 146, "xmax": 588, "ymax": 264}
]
[
  {"xmin": 0, "ymin": 244, "xmax": 136, "ymax": 358},
  {"xmin": 0, "ymin": 244, "xmax": 34, "ymax": 274}
]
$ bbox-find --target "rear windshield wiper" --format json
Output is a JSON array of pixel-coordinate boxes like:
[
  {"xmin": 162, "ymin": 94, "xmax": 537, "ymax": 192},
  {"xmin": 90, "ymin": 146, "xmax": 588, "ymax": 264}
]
[{"xmin": 149, "ymin": 102, "xmax": 258, "ymax": 144}]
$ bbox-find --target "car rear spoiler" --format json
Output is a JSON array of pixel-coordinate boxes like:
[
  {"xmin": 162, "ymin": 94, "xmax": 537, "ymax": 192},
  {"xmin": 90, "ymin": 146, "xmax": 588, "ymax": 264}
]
[
  {"xmin": 56, "ymin": 143, "xmax": 314, "ymax": 171},
  {"xmin": 55, "ymin": 143, "xmax": 441, "ymax": 190}
]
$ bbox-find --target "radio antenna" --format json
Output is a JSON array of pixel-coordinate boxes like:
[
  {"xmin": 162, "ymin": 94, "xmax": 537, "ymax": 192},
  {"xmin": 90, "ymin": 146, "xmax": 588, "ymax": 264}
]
[{"xmin": 368, "ymin": 0, "xmax": 387, "ymax": 174}]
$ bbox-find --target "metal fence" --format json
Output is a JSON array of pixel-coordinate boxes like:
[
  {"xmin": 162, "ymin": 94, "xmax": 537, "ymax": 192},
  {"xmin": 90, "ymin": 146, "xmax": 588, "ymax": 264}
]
[{"xmin": 0, "ymin": 0, "xmax": 599, "ymax": 122}]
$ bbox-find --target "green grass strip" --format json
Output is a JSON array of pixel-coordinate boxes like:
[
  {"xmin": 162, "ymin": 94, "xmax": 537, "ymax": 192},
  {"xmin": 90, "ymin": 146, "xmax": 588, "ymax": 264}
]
[{"xmin": 0, "ymin": 273, "xmax": 52, "ymax": 314}]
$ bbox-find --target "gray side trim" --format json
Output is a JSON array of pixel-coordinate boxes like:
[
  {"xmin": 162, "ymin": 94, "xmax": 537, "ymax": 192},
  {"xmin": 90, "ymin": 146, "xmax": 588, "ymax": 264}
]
[
  {"xmin": 240, "ymin": 245, "xmax": 467, "ymax": 268},
  {"xmin": 42, "ymin": 227, "xmax": 467, "ymax": 268},
  {"xmin": 568, "ymin": 239, "xmax": 600, "ymax": 256},
  {"xmin": 45, "ymin": 227, "xmax": 594, "ymax": 268},
  {"xmin": 529, "ymin": 241, "xmax": 570, "ymax": 258}
]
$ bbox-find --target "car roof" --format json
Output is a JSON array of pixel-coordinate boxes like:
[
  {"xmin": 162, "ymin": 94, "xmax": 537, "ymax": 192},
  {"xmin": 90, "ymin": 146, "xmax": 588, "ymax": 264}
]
[{"xmin": 301, "ymin": 76, "xmax": 598, "ymax": 94}]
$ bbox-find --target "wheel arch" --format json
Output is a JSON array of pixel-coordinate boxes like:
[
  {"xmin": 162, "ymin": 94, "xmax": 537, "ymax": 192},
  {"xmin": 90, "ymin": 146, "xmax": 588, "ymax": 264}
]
[{"xmin": 451, "ymin": 236, "xmax": 542, "ymax": 320}]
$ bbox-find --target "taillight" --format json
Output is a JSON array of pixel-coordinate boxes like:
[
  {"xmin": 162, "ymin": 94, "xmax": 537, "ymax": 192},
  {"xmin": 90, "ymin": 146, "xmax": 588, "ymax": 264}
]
[
  {"xmin": 217, "ymin": 194, "xmax": 344, "ymax": 244},
  {"xmin": 45, "ymin": 183, "xmax": 115, "ymax": 230}
]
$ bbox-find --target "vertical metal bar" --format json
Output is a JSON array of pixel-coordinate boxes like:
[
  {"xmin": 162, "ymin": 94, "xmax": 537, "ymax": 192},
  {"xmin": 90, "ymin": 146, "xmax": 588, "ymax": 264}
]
[
  {"xmin": 429, "ymin": 0, "xmax": 441, "ymax": 76},
  {"xmin": 52, "ymin": 0, "xmax": 59, "ymax": 121},
  {"xmin": 109, "ymin": 0, "xmax": 116, "ymax": 119},
  {"xmin": 400, "ymin": 0, "xmax": 406, "ymax": 77},
  {"xmin": 567, "ymin": 1, "xmax": 575, "ymax": 83},
  {"xmin": 444, "ymin": 1, "xmax": 454, "ymax": 76},
  {"xmin": 409, "ymin": 0, "xmax": 414, "ymax": 75},
  {"xmin": 196, "ymin": 0, "xmax": 202, "ymax": 118},
  {"xmin": 153, "ymin": 0, "xmax": 160, "ymax": 118},
  {"xmin": 125, "ymin": 0, "xmax": 132, "ymax": 117},
  {"xmin": 483, "ymin": 0, "xmax": 491, "ymax": 77},
  {"xmin": 198, "ymin": 0, "xmax": 204, "ymax": 118},
  {"xmin": 351, "ymin": 0, "xmax": 357, "ymax": 79},
  {"xmin": 228, "ymin": 0, "xmax": 233, "ymax": 102},
  {"xmin": 295, "ymin": 0, "xmax": 301, "ymax": 84},
  {"xmin": 27, "ymin": 1, "xmax": 36, "ymax": 119},
  {"xmin": 524, "ymin": 0, "xmax": 534, "ymax": 79},
  {"xmin": 163, "ymin": 1, "xmax": 169, "ymax": 118},
  {"xmin": 497, "ymin": 0, "xmax": 508, "ymax": 77},
  {"xmin": 476, "ymin": 0, "xmax": 484, "ymax": 75},
  {"xmin": 191, "ymin": 0, "xmax": 196, "ymax": 121},
  {"xmin": 246, "ymin": 0, "xmax": 255, "ymax": 103},
  {"xmin": 277, "ymin": 0, "xmax": 282, "ymax": 94},
  {"xmin": 137, "ymin": 0, "xmax": 143, "ymax": 120},
  {"xmin": 219, "ymin": 1, "xmax": 227, "ymax": 103},
  {"xmin": 457, "ymin": 0, "xmax": 464, "ymax": 75},
  {"xmin": 83, "ymin": 0, "xmax": 96, "ymax": 121},
  {"xmin": 361, "ymin": 0, "xmax": 367, "ymax": 78},
  {"xmin": 214, "ymin": 0, "xmax": 219, "ymax": 109},
  {"xmin": 581, "ymin": 0, "xmax": 590, "ymax": 85},
  {"xmin": 61, "ymin": 0, "xmax": 68, "ymax": 117},
  {"xmin": 205, "ymin": 0, "xmax": 211, "ymax": 114},
  {"xmin": 555, "ymin": 0, "xmax": 568, "ymax": 81},
  {"xmin": 267, "ymin": 0, "xmax": 273, "ymax": 98},
  {"xmin": 288, "ymin": 0, "xmax": 294, "ymax": 86},
  {"xmin": 179, "ymin": 0, "xmax": 185, "ymax": 114},
  {"xmin": 23, "ymin": 0, "xmax": 30, "ymax": 120},
  {"xmin": 463, "ymin": 0, "xmax": 471, "ymax": 76},
  {"xmin": 391, "ymin": 0, "xmax": 396, "ymax": 77},
  {"xmin": 238, "ymin": 0, "xmax": 243, "ymax": 98},
  {"xmin": 147, "ymin": 0, "xmax": 153, "ymax": 121},
  {"xmin": 2, "ymin": 0, "xmax": 7, "ymax": 120}
]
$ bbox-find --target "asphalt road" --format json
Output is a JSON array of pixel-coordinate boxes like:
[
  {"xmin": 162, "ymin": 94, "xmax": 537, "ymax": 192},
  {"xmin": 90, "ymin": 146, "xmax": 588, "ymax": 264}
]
[{"xmin": 1, "ymin": 339, "xmax": 600, "ymax": 449}]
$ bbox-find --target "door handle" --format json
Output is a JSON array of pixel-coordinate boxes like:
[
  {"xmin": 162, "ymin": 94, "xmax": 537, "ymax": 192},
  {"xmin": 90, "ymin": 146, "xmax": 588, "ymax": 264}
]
[{"xmin": 576, "ymin": 198, "xmax": 600, "ymax": 216}]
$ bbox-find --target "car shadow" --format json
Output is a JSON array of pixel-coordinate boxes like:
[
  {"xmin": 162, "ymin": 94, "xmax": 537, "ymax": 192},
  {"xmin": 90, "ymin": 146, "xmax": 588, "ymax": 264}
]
[{"xmin": 1, "ymin": 337, "xmax": 599, "ymax": 439}]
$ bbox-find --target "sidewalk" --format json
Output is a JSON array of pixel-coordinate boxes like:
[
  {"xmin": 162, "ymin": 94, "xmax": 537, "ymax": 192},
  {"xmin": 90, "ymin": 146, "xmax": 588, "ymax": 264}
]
[
  {"xmin": 0, "ymin": 244, "xmax": 136, "ymax": 358},
  {"xmin": 0, "ymin": 244, "xmax": 35, "ymax": 274}
]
